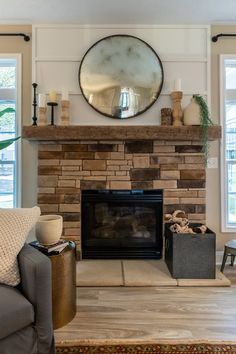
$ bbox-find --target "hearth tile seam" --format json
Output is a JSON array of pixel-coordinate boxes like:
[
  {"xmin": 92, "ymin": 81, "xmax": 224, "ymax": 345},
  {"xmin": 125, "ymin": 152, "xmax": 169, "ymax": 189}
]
[{"xmin": 121, "ymin": 260, "xmax": 125, "ymax": 286}]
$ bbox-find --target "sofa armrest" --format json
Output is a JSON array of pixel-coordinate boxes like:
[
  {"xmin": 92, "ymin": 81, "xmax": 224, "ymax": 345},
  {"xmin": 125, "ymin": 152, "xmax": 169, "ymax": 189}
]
[{"xmin": 18, "ymin": 243, "xmax": 55, "ymax": 354}]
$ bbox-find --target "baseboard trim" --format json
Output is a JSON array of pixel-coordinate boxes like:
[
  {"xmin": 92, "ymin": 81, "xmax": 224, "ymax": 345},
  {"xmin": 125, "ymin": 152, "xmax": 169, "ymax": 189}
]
[{"xmin": 216, "ymin": 251, "xmax": 223, "ymax": 265}]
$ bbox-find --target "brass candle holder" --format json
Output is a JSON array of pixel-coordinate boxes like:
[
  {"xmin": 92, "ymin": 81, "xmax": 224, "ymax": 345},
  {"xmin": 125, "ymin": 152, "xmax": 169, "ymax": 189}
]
[
  {"xmin": 171, "ymin": 91, "xmax": 183, "ymax": 126},
  {"xmin": 38, "ymin": 107, "xmax": 47, "ymax": 126},
  {"xmin": 60, "ymin": 100, "xmax": 70, "ymax": 125}
]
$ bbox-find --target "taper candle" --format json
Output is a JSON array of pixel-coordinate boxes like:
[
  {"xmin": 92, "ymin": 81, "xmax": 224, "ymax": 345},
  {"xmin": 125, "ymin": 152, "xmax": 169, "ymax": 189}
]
[{"xmin": 174, "ymin": 78, "xmax": 182, "ymax": 91}]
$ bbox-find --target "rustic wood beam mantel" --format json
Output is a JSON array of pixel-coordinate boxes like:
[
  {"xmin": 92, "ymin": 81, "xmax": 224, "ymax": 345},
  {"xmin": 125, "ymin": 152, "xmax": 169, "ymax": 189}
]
[{"xmin": 22, "ymin": 125, "xmax": 221, "ymax": 141}]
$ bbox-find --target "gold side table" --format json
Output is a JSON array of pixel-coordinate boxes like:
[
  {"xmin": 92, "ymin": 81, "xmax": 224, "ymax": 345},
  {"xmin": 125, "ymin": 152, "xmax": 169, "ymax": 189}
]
[{"xmin": 49, "ymin": 244, "xmax": 76, "ymax": 329}]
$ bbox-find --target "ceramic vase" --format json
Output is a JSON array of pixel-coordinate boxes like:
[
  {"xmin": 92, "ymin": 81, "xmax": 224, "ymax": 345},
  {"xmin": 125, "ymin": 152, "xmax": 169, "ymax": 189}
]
[
  {"xmin": 183, "ymin": 96, "xmax": 201, "ymax": 125},
  {"xmin": 36, "ymin": 215, "xmax": 63, "ymax": 245}
]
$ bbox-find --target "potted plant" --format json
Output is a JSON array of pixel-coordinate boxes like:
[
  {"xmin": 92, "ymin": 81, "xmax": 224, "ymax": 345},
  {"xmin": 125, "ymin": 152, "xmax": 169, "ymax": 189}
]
[
  {"xmin": 0, "ymin": 108, "xmax": 20, "ymax": 150},
  {"xmin": 183, "ymin": 94, "xmax": 213, "ymax": 165}
]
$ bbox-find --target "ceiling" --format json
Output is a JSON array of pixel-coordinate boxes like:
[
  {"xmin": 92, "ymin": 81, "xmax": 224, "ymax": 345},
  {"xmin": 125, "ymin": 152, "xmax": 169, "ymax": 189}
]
[{"xmin": 0, "ymin": 0, "xmax": 236, "ymax": 25}]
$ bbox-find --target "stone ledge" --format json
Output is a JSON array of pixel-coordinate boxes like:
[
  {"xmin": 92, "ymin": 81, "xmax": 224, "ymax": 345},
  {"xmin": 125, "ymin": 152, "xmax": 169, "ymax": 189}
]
[{"xmin": 22, "ymin": 125, "xmax": 221, "ymax": 141}]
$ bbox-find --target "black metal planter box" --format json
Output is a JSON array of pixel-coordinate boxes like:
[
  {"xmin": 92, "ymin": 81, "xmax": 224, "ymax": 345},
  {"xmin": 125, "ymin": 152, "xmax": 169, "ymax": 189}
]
[{"xmin": 164, "ymin": 223, "xmax": 216, "ymax": 279}]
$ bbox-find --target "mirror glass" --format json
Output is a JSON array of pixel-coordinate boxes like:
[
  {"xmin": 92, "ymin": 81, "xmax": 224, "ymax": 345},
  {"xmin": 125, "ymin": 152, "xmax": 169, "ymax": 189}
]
[{"xmin": 79, "ymin": 35, "xmax": 164, "ymax": 119}]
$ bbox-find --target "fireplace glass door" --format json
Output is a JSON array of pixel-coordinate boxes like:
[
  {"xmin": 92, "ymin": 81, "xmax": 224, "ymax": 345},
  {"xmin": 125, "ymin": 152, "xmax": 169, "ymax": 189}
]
[{"xmin": 81, "ymin": 190, "xmax": 163, "ymax": 259}]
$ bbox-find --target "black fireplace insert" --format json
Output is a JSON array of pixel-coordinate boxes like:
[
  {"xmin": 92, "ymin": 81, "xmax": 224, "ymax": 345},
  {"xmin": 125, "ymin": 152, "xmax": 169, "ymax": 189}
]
[{"xmin": 81, "ymin": 189, "xmax": 163, "ymax": 259}]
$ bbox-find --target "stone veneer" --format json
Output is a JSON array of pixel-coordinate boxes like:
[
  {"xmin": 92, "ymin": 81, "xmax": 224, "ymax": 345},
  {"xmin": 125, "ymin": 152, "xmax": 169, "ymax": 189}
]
[{"xmin": 37, "ymin": 139, "xmax": 206, "ymax": 248}]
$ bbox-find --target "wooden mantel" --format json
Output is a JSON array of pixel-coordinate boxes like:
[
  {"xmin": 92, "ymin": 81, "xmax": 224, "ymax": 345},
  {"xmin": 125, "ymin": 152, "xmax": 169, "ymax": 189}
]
[{"xmin": 22, "ymin": 125, "xmax": 221, "ymax": 141}]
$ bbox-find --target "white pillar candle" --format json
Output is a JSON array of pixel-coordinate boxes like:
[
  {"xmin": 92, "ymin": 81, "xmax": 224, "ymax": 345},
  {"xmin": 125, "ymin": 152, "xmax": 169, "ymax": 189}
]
[
  {"xmin": 174, "ymin": 78, "xmax": 182, "ymax": 91},
  {"xmin": 61, "ymin": 89, "xmax": 69, "ymax": 101},
  {"xmin": 49, "ymin": 90, "xmax": 57, "ymax": 102},
  {"xmin": 38, "ymin": 94, "xmax": 46, "ymax": 107}
]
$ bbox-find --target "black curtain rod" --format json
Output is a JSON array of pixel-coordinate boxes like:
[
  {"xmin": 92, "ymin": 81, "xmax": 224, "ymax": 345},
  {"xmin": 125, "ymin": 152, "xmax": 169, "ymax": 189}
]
[
  {"xmin": 212, "ymin": 33, "xmax": 236, "ymax": 42},
  {"xmin": 0, "ymin": 33, "xmax": 30, "ymax": 42}
]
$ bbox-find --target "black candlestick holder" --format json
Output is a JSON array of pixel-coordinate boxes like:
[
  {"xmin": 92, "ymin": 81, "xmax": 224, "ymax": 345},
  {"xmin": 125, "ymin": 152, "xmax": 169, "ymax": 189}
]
[
  {"xmin": 32, "ymin": 83, "xmax": 38, "ymax": 126},
  {"xmin": 47, "ymin": 102, "xmax": 58, "ymax": 125}
]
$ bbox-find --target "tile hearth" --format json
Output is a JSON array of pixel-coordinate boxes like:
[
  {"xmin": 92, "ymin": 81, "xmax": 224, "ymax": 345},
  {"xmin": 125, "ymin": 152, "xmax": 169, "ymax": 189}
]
[{"xmin": 76, "ymin": 260, "xmax": 230, "ymax": 287}]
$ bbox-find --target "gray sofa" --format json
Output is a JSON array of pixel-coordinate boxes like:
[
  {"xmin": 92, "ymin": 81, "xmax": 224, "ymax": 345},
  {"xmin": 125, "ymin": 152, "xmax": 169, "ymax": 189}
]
[{"xmin": 0, "ymin": 243, "xmax": 55, "ymax": 354}]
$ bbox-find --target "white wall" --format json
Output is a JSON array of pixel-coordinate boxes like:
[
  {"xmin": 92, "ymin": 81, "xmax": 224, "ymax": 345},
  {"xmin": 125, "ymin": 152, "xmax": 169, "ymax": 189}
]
[{"xmin": 33, "ymin": 24, "xmax": 210, "ymax": 125}]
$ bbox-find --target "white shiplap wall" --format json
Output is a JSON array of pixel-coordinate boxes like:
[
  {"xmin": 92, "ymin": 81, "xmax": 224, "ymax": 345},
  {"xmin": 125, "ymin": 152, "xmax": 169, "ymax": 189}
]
[{"xmin": 32, "ymin": 24, "xmax": 210, "ymax": 125}]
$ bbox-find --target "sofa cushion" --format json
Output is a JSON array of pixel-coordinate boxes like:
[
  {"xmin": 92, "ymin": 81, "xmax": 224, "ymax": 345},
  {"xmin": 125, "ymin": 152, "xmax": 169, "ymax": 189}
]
[
  {"xmin": 0, "ymin": 207, "xmax": 41, "ymax": 286},
  {"xmin": 0, "ymin": 284, "xmax": 34, "ymax": 340}
]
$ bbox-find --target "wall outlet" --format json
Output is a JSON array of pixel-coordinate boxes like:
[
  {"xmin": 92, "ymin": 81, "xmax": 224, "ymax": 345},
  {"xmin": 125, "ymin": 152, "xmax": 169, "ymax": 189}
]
[{"xmin": 207, "ymin": 157, "xmax": 218, "ymax": 169}]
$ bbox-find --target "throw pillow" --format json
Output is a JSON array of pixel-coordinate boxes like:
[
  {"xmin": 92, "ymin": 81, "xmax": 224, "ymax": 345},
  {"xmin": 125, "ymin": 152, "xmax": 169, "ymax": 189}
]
[{"xmin": 0, "ymin": 206, "xmax": 41, "ymax": 286}]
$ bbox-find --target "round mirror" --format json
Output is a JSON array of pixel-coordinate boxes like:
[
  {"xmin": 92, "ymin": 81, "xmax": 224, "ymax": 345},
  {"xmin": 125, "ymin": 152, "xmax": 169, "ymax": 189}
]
[{"xmin": 79, "ymin": 35, "xmax": 164, "ymax": 119}]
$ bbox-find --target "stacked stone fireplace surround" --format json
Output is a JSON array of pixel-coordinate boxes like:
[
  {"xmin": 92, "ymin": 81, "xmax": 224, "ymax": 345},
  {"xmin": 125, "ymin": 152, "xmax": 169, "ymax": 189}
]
[{"xmin": 37, "ymin": 139, "xmax": 206, "ymax": 251}]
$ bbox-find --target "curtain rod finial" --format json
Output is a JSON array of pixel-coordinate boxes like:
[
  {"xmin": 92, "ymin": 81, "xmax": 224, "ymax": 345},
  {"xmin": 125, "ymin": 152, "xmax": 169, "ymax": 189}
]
[{"xmin": 19, "ymin": 33, "xmax": 30, "ymax": 41}]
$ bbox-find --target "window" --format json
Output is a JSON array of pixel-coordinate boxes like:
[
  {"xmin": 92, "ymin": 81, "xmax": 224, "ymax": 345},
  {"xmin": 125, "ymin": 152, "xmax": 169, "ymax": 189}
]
[{"xmin": 0, "ymin": 55, "xmax": 21, "ymax": 208}]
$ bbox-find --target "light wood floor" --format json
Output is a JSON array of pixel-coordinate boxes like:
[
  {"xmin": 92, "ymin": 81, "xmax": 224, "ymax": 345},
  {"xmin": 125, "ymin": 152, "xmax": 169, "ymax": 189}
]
[{"xmin": 55, "ymin": 265, "xmax": 236, "ymax": 344}]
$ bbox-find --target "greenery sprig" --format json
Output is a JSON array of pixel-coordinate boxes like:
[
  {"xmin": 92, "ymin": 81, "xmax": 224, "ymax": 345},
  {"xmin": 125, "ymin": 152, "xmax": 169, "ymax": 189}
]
[
  {"xmin": 0, "ymin": 136, "xmax": 20, "ymax": 150},
  {"xmin": 0, "ymin": 108, "xmax": 20, "ymax": 151},
  {"xmin": 193, "ymin": 95, "xmax": 213, "ymax": 165},
  {"xmin": 0, "ymin": 107, "xmax": 15, "ymax": 117}
]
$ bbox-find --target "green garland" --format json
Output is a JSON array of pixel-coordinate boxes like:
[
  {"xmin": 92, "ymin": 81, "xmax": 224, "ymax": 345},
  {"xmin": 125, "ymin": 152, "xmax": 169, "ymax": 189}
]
[{"xmin": 193, "ymin": 95, "xmax": 213, "ymax": 165}]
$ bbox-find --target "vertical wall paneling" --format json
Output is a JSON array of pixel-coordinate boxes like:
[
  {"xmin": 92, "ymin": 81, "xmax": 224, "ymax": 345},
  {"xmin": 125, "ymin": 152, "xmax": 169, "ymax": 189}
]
[{"xmin": 33, "ymin": 24, "xmax": 210, "ymax": 126}]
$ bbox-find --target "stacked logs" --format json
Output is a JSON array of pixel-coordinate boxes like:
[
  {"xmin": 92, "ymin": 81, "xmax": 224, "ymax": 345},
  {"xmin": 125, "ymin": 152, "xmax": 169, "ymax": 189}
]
[{"xmin": 165, "ymin": 210, "xmax": 207, "ymax": 234}]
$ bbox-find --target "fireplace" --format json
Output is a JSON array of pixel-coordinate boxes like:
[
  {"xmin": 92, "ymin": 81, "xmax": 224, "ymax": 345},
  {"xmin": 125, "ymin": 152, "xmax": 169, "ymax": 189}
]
[
  {"xmin": 81, "ymin": 189, "xmax": 163, "ymax": 259},
  {"xmin": 23, "ymin": 126, "xmax": 221, "ymax": 249}
]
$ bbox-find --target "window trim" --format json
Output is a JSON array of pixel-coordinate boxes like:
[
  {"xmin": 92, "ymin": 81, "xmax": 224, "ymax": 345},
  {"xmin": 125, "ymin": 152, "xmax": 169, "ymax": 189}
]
[
  {"xmin": 0, "ymin": 53, "xmax": 22, "ymax": 207},
  {"xmin": 220, "ymin": 54, "xmax": 236, "ymax": 231}
]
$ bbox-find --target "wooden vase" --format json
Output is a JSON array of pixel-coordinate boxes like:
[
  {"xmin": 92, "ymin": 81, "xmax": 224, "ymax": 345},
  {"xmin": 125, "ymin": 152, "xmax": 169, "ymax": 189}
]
[
  {"xmin": 171, "ymin": 91, "xmax": 183, "ymax": 126},
  {"xmin": 60, "ymin": 100, "xmax": 70, "ymax": 125},
  {"xmin": 38, "ymin": 107, "xmax": 47, "ymax": 126}
]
